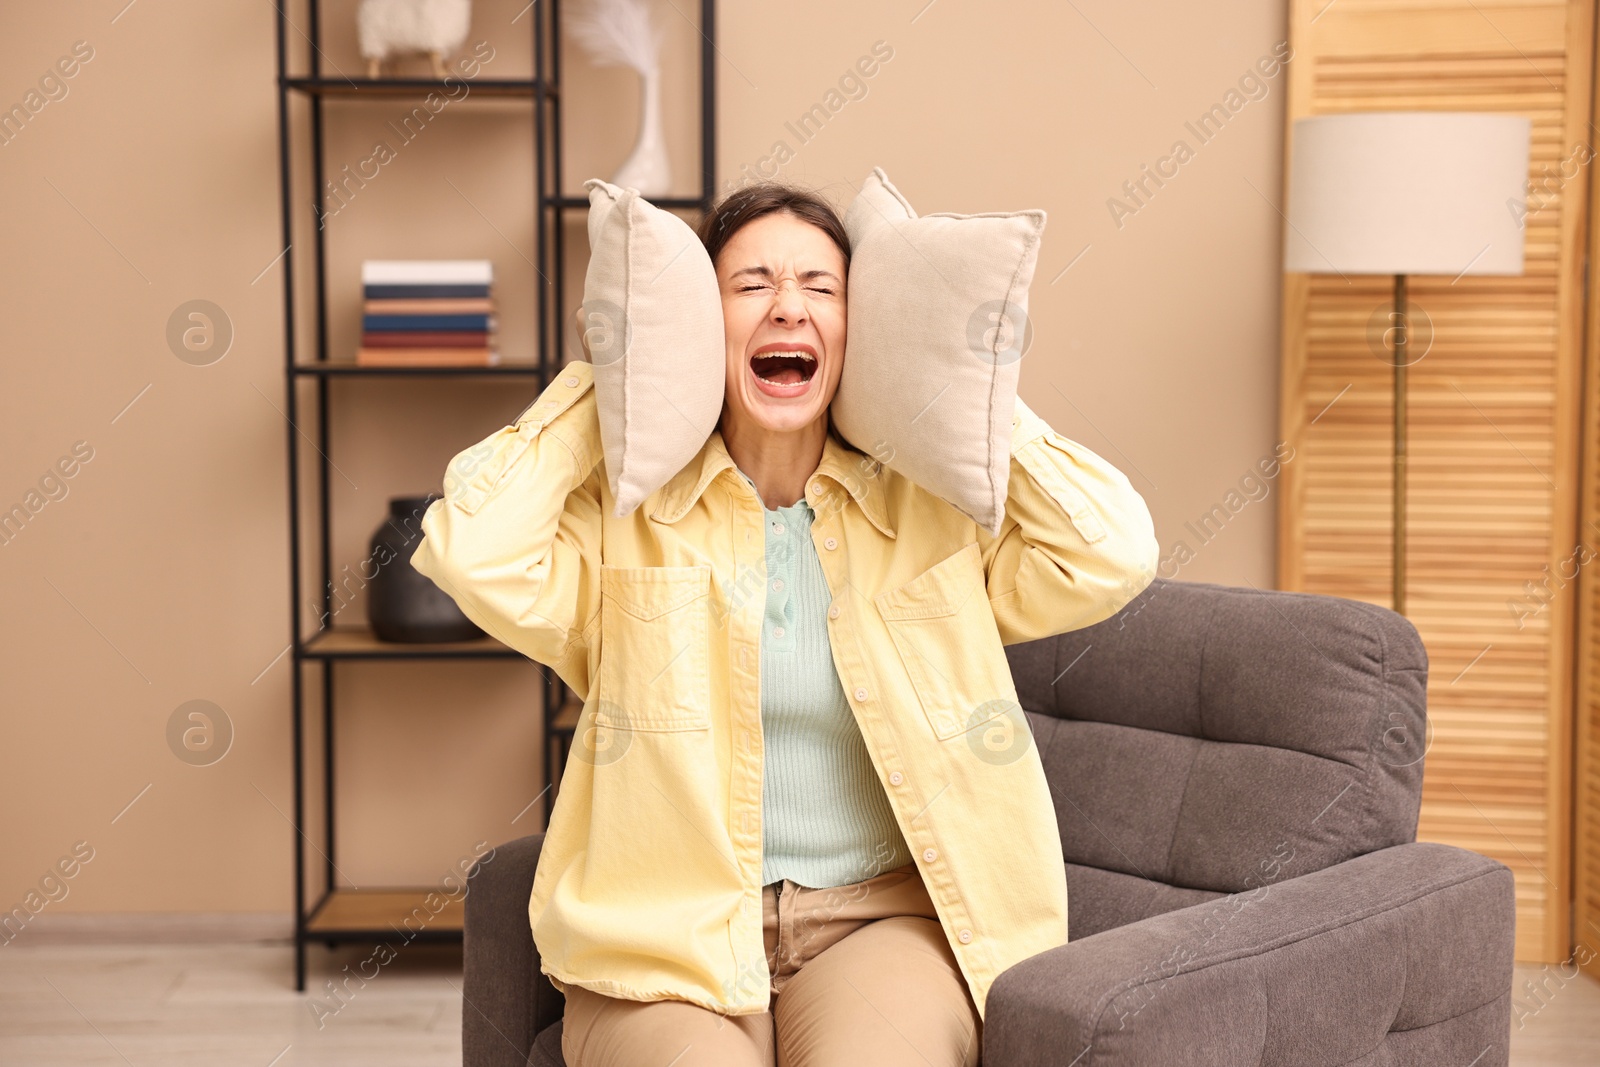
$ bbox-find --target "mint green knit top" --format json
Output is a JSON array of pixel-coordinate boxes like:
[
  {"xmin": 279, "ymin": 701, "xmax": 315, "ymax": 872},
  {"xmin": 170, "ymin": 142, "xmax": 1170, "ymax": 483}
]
[{"xmin": 737, "ymin": 469, "xmax": 914, "ymax": 889}]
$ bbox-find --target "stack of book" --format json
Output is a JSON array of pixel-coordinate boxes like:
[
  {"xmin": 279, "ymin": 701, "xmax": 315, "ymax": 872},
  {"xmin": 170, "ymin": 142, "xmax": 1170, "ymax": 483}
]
[{"xmin": 357, "ymin": 259, "xmax": 499, "ymax": 367}]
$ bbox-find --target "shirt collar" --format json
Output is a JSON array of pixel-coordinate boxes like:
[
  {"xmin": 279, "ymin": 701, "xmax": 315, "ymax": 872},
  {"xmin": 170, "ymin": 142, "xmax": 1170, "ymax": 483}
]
[{"xmin": 649, "ymin": 427, "xmax": 897, "ymax": 539}]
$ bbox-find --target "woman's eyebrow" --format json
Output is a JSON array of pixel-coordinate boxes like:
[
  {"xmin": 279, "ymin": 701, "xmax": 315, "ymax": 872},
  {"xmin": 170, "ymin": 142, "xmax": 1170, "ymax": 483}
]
[{"xmin": 728, "ymin": 265, "xmax": 844, "ymax": 284}]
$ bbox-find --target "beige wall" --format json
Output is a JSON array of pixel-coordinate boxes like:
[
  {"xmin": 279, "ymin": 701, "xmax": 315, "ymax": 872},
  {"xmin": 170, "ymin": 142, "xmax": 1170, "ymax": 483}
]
[{"xmin": 0, "ymin": 0, "xmax": 1286, "ymax": 916}]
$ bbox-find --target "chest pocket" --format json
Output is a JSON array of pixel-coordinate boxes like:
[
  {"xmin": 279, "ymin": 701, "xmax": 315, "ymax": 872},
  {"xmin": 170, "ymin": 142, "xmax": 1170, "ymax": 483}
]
[
  {"xmin": 595, "ymin": 564, "xmax": 712, "ymax": 732},
  {"xmin": 873, "ymin": 541, "xmax": 1018, "ymax": 741}
]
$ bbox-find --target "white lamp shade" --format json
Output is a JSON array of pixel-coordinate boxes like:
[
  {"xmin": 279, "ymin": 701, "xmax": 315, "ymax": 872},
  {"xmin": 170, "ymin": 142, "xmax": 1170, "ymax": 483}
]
[{"xmin": 1283, "ymin": 111, "xmax": 1531, "ymax": 276}]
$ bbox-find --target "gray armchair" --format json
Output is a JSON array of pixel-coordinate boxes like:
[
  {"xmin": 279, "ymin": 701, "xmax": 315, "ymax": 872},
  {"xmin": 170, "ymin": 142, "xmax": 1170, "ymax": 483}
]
[{"xmin": 460, "ymin": 578, "xmax": 1516, "ymax": 1066}]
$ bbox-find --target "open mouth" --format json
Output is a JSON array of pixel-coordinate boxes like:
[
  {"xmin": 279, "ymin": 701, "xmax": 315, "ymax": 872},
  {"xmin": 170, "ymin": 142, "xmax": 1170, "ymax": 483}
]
[{"xmin": 750, "ymin": 349, "xmax": 817, "ymax": 387}]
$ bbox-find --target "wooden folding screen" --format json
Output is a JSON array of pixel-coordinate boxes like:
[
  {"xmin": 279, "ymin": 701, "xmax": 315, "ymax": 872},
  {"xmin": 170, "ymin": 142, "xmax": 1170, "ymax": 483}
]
[{"xmin": 1279, "ymin": 0, "xmax": 1593, "ymax": 964}]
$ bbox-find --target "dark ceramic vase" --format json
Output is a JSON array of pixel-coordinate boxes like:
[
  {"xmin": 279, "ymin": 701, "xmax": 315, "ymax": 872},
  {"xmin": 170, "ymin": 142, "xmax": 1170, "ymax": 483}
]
[{"xmin": 366, "ymin": 494, "xmax": 486, "ymax": 643}]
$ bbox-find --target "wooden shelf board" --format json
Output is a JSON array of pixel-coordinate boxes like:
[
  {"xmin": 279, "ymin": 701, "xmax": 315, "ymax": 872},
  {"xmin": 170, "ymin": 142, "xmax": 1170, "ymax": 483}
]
[
  {"xmin": 300, "ymin": 626, "xmax": 521, "ymax": 659},
  {"xmin": 306, "ymin": 887, "xmax": 464, "ymax": 934}
]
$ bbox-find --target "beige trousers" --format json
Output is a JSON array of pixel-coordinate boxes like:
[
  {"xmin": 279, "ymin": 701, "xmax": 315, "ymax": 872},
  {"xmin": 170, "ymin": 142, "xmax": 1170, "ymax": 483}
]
[{"xmin": 558, "ymin": 862, "xmax": 983, "ymax": 1066}]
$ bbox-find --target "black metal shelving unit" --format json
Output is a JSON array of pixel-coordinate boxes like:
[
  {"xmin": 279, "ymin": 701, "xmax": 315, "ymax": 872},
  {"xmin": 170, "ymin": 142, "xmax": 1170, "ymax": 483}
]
[{"xmin": 273, "ymin": 0, "xmax": 716, "ymax": 991}]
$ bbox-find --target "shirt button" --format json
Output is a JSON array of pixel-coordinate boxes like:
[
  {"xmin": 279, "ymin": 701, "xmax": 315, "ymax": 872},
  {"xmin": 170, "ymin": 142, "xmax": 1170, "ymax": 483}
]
[
  {"xmin": 824, "ymin": 537, "xmax": 838, "ymax": 550},
  {"xmin": 923, "ymin": 848, "xmax": 938, "ymax": 863},
  {"xmin": 809, "ymin": 481, "xmax": 823, "ymax": 495},
  {"xmin": 828, "ymin": 604, "xmax": 839, "ymax": 620},
  {"xmin": 773, "ymin": 522, "xmax": 785, "ymax": 535},
  {"xmin": 564, "ymin": 375, "xmax": 579, "ymax": 387},
  {"xmin": 854, "ymin": 686, "xmax": 868, "ymax": 701},
  {"xmin": 889, "ymin": 771, "xmax": 903, "ymax": 785},
  {"xmin": 773, "ymin": 626, "xmax": 785, "ymax": 638},
  {"xmin": 771, "ymin": 578, "xmax": 784, "ymax": 592},
  {"xmin": 958, "ymin": 929, "xmax": 973, "ymax": 944}
]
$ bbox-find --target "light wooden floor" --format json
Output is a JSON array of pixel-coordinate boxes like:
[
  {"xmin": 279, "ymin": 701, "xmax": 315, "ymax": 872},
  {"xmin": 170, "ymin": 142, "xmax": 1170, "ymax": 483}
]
[
  {"xmin": 0, "ymin": 943, "xmax": 1595, "ymax": 1064},
  {"xmin": 0, "ymin": 941, "xmax": 462, "ymax": 1066}
]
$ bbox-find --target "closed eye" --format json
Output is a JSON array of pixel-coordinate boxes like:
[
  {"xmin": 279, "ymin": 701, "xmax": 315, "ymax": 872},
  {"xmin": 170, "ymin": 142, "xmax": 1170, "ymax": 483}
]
[{"xmin": 734, "ymin": 282, "xmax": 838, "ymax": 296}]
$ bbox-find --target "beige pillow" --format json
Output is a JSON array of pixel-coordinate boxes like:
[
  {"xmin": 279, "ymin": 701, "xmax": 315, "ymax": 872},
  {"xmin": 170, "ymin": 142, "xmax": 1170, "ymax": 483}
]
[
  {"xmin": 830, "ymin": 167, "xmax": 1046, "ymax": 535},
  {"xmin": 581, "ymin": 178, "xmax": 725, "ymax": 517}
]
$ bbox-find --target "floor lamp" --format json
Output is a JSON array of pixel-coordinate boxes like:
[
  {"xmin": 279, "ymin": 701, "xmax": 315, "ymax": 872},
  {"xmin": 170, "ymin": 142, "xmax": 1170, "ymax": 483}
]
[{"xmin": 1282, "ymin": 112, "xmax": 1531, "ymax": 616}]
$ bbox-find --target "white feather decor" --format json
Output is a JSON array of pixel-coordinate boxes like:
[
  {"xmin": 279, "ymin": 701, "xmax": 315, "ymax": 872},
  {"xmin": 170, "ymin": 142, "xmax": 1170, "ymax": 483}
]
[
  {"xmin": 567, "ymin": 0, "xmax": 671, "ymax": 195},
  {"xmin": 358, "ymin": 0, "xmax": 473, "ymax": 79}
]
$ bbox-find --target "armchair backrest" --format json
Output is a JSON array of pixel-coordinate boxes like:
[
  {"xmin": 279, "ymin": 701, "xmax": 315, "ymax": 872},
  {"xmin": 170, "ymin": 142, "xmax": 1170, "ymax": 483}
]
[{"xmin": 1006, "ymin": 579, "xmax": 1428, "ymax": 902}]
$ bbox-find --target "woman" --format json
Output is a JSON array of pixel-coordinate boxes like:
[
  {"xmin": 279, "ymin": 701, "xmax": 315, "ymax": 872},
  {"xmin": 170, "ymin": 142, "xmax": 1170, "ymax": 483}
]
[{"xmin": 412, "ymin": 182, "xmax": 1160, "ymax": 1066}]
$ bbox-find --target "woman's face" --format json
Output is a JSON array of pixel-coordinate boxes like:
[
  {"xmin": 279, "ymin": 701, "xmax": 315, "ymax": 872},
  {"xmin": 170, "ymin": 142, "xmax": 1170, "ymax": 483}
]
[{"xmin": 715, "ymin": 211, "xmax": 847, "ymax": 437}]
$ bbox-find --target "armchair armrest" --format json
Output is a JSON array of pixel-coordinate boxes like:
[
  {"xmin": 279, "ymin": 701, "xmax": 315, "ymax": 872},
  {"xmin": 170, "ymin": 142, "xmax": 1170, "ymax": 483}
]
[
  {"xmin": 462, "ymin": 832, "xmax": 554, "ymax": 1067},
  {"xmin": 983, "ymin": 843, "xmax": 1515, "ymax": 1067}
]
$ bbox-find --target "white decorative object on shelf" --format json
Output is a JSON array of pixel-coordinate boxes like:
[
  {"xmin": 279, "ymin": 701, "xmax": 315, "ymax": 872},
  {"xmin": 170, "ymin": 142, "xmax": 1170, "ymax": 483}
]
[
  {"xmin": 567, "ymin": 0, "xmax": 670, "ymax": 196},
  {"xmin": 358, "ymin": 0, "xmax": 473, "ymax": 79}
]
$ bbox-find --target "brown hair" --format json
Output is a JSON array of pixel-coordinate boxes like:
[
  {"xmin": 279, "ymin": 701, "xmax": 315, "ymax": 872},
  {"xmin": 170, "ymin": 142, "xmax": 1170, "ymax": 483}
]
[
  {"xmin": 699, "ymin": 181, "xmax": 855, "ymax": 451},
  {"xmin": 696, "ymin": 182, "xmax": 851, "ymax": 273}
]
